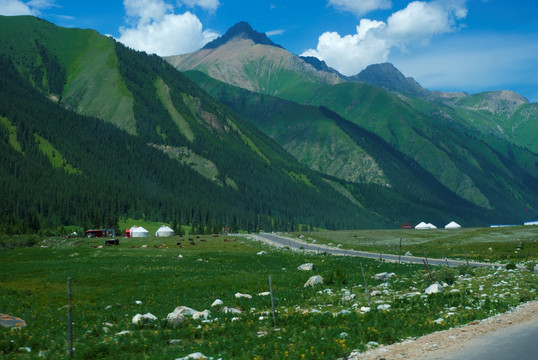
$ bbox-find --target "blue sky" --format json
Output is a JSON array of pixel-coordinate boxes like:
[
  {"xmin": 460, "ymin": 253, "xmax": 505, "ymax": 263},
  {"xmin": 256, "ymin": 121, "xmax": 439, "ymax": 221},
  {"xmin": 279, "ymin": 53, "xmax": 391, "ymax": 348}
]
[{"xmin": 2, "ymin": 0, "xmax": 537, "ymax": 101}]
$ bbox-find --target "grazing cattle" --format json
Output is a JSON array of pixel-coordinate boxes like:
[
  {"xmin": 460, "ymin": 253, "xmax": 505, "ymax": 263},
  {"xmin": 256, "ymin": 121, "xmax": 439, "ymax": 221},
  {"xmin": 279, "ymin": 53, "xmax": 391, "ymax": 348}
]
[
  {"xmin": 176, "ymin": 242, "xmax": 182, "ymax": 246},
  {"xmin": 190, "ymin": 241, "xmax": 196, "ymax": 245}
]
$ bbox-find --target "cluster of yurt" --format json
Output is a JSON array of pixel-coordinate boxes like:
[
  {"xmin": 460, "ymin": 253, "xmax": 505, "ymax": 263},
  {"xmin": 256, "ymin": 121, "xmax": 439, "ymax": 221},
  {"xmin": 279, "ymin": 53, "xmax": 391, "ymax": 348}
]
[
  {"xmin": 125, "ymin": 225, "xmax": 176, "ymax": 237},
  {"xmin": 414, "ymin": 221, "xmax": 461, "ymax": 229}
]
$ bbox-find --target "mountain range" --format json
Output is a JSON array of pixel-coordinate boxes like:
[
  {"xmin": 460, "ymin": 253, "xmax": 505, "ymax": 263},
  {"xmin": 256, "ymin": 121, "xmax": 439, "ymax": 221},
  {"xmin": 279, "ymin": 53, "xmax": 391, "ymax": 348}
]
[
  {"xmin": 0, "ymin": 16, "xmax": 536, "ymax": 233},
  {"xmin": 167, "ymin": 22, "xmax": 538, "ymax": 221}
]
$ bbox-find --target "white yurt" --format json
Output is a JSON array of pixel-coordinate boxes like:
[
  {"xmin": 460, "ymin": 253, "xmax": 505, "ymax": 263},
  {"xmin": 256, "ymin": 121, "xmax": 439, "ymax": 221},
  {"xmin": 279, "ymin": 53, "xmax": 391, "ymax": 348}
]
[
  {"xmin": 130, "ymin": 226, "xmax": 149, "ymax": 237},
  {"xmin": 415, "ymin": 222, "xmax": 430, "ymax": 229},
  {"xmin": 427, "ymin": 223, "xmax": 437, "ymax": 229},
  {"xmin": 155, "ymin": 225, "xmax": 175, "ymax": 237},
  {"xmin": 445, "ymin": 221, "xmax": 461, "ymax": 229}
]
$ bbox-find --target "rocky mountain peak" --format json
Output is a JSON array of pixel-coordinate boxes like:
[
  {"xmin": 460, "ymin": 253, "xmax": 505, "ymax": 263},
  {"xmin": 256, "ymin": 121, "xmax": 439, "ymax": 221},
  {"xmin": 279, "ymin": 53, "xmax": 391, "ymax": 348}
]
[
  {"xmin": 203, "ymin": 21, "xmax": 283, "ymax": 50},
  {"xmin": 354, "ymin": 63, "xmax": 430, "ymax": 97}
]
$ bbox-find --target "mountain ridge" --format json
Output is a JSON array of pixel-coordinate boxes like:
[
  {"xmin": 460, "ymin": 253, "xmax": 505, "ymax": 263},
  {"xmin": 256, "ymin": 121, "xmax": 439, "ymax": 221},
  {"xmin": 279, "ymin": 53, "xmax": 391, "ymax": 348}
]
[
  {"xmin": 203, "ymin": 21, "xmax": 283, "ymax": 50},
  {"xmin": 169, "ymin": 21, "xmax": 538, "ymax": 221}
]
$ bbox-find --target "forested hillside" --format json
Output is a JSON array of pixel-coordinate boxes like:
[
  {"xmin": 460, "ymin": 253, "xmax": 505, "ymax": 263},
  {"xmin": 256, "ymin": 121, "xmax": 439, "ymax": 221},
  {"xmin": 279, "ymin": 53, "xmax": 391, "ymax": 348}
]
[
  {"xmin": 1, "ymin": 16, "xmax": 535, "ymax": 234},
  {"xmin": 0, "ymin": 16, "xmax": 392, "ymax": 234}
]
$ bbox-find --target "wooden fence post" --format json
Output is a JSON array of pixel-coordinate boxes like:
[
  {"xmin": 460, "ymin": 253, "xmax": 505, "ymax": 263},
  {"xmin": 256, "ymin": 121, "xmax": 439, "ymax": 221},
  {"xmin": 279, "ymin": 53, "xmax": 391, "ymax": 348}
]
[
  {"xmin": 67, "ymin": 277, "xmax": 73, "ymax": 358},
  {"xmin": 360, "ymin": 262, "xmax": 372, "ymax": 307}
]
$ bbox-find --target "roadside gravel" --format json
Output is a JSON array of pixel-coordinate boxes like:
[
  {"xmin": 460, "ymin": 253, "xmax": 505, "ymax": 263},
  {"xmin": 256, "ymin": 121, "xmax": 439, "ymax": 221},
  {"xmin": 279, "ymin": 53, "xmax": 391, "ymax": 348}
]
[{"xmin": 350, "ymin": 301, "xmax": 538, "ymax": 359}]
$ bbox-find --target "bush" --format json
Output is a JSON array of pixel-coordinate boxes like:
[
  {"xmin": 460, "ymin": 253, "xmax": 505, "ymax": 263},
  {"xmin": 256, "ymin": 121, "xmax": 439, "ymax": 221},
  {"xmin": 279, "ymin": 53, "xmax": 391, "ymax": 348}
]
[
  {"xmin": 456, "ymin": 264, "xmax": 475, "ymax": 276},
  {"xmin": 434, "ymin": 266, "xmax": 456, "ymax": 285},
  {"xmin": 505, "ymin": 262, "xmax": 517, "ymax": 270},
  {"xmin": 325, "ymin": 268, "xmax": 348, "ymax": 285}
]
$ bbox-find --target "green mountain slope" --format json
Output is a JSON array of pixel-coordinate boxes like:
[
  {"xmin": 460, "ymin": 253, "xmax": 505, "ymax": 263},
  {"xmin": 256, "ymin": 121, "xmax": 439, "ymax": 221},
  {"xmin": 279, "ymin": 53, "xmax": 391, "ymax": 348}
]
[
  {"xmin": 0, "ymin": 16, "xmax": 383, "ymax": 232},
  {"xmin": 185, "ymin": 71, "xmax": 518, "ymax": 226},
  {"xmin": 168, "ymin": 22, "xmax": 538, "ymax": 222}
]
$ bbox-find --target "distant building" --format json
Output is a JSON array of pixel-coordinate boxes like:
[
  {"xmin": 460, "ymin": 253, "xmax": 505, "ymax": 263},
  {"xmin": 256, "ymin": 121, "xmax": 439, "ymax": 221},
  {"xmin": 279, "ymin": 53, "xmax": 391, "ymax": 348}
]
[
  {"xmin": 85, "ymin": 228, "xmax": 116, "ymax": 238},
  {"xmin": 524, "ymin": 220, "xmax": 538, "ymax": 226}
]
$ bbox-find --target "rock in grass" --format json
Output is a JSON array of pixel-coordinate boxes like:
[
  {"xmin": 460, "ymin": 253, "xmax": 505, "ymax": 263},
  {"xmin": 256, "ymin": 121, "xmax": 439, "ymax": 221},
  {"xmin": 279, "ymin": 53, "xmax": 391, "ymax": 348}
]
[
  {"xmin": 257, "ymin": 251, "xmax": 267, "ymax": 255},
  {"xmin": 211, "ymin": 299, "xmax": 223, "ymax": 307},
  {"xmin": 132, "ymin": 313, "xmax": 157, "ymax": 325},
  {"xmin": 170, "ymin": 306, "xmax": 198, "ymax": 316},
  {"xmin": 192, "ymin": 310, "xmax": 211, "ymax": 320},
  {"xmin": 222, "ymin": 307, "xmax": 242, "ymax": 314},
  {"xmin": 373, "ymin": 272, "xmax": 395, "ymax": 281},
  {"xmin": 304, "ymin": 275, "xmax": 323, "ymax": 287},
  {"xmin": 175, "ymin": 352, "xmax": 211, "ymax": 360},
  {"xmin": 298, "ymin": 263, "xmax": 315, "ymax": 271},
  {"xmin": 377, "ymin": 304, "xmax": 391, "ymax": 311},
  {"xmin": 235, "ymin": 292, "xmax": 252, "ymax": 299},
  {"xmin": 425, "ymin": 283, "xmax": 444, "ymax": 294},
  {"xmin": 167, "ymin": 306, "xmax": 198, "ymax": 325}
]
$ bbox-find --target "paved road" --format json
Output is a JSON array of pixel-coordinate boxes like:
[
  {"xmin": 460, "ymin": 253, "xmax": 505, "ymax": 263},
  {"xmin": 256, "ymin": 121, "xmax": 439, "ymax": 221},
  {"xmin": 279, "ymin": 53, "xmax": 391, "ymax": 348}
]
[
  {"xmin": 426, "ymin": 317, "xmax": 538, "ymax": 360},
  {"xmin": 250, "ymin": 233, "xmax": 535, "ymax": 271}
]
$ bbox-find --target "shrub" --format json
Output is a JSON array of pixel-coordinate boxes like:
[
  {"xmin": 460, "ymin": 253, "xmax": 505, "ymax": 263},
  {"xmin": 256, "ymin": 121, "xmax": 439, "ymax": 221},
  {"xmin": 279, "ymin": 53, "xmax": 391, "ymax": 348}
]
[
  {"xmin": 325, "ymin": 268, "xmax": 348, "ymax": 285},
  {"xmin": 456, "ymin": 265, "xmax": 475, "ymax": 276},
  {"xmin": 434, "ymin": 266, "xmax": 456, "ymax": 285},
  {"xmin": 505, "ymin": 262, "xmax": 517, "ymax": 270}
]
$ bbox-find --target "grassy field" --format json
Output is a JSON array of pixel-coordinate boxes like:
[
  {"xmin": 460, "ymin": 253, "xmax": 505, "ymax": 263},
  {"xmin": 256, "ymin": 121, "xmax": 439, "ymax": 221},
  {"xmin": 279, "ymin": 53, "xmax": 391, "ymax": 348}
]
[
  {"xmin": 1, "ymin": 231, "xmax": 536, "ymax": 359},
  {"xmin": 294, "ymin": 226, "xmax": 538, "ymax": 265}
]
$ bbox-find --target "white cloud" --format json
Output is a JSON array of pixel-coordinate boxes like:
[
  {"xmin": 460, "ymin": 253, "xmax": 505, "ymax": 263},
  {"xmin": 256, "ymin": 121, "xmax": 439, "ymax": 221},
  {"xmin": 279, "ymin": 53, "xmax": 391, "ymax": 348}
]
[
  {"xmin": 0, "ymin": 0, "xmax": 34, "ymax": 15},
  {"xmin": 0, "ymin": 0, "xmax": 57, "ymax": 15},
  {"xmin": 266, "ymin": 29, "xmax": 285, "ymax": 36},
  {"xmin": 118, "ymin": 0, "xmax": 218, "ymax": 56},
  {"xmin": 181, "ymin": 0, "xmax": 220, "ymax": 12},
  {"xmin": 303, "ymin": 0, "xmax": 468, "ymax": 76},
  {"xmin": 328, "ymin": 0, "xmax": 392, "ymax": 16},
  {"xmin": 302, "ymin": 19, "xmax": 389, "ymax": 75}
]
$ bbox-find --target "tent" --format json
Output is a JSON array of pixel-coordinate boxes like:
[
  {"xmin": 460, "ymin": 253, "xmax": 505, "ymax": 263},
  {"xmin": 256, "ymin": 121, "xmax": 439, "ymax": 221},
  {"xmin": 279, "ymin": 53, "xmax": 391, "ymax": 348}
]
[
  {"xmin": 524, "ymin": 220, "xmax": 538, "ymax": 226},
  {"xmin": 155, "ymin": 225, "xmax": 175, "ymax": 237},
  {"xmin": 445, "ymin": 221, "xmax": 461, "ymax": 229},
  {"xmin": 130, "ymin": 226, "xmax": 149, "ymax": 237},
  {"xmin": 415, "ymin": 222, "xmax": 430, "ymax": 229},
  {"xmin": 415, "ymin": 222, "xmax": 437, "ymax": 229}
]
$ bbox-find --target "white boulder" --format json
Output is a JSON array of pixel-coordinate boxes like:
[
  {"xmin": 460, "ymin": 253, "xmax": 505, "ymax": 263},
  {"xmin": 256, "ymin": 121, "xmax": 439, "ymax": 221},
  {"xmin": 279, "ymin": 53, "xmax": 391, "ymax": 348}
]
[
  {"xmin": 167, "ymin": 306, "xmax": 198, "ymax": 325},
  {"xmin": 235, "ymin": 292, "xmax": 252, "ymax": 299},
  {"xmin": 175, "ymin": 352, "xmax": 210, "ymax": 360},
  {"xmin": 222, "ymin": 307, "xmax": 242, "ymax": 314},
  {"xmin": 132, "ymin": 313, "xmax": 157, "ymax": 325},
  {"xmin": 425, "ymin": 283, "xmax": 444, "ymax": 294},
  {"xmin": 304, "ymin": 275, "xmax": 323, "ymax": 287},
  {"xmin": 193, "ymin": 310, "xmax": 211, "ymax": 320},
  {"xmin": 211, "ymin": 299, "xmax": 223, "ymax": 307},
  {"xmin": 298, "ymin": 263, "xmax": 315, "ymax": 271}
]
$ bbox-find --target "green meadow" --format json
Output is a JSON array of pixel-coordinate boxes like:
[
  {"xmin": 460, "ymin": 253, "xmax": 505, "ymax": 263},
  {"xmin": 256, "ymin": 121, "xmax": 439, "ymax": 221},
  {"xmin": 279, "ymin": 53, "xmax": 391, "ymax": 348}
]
[
  {"xmin": 1, "ymin": 231, "xmax": 536, "ymax": 359},
  {"xmin": 297, "ymin": 226, "xmax": 538, "ymax": 265}
]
